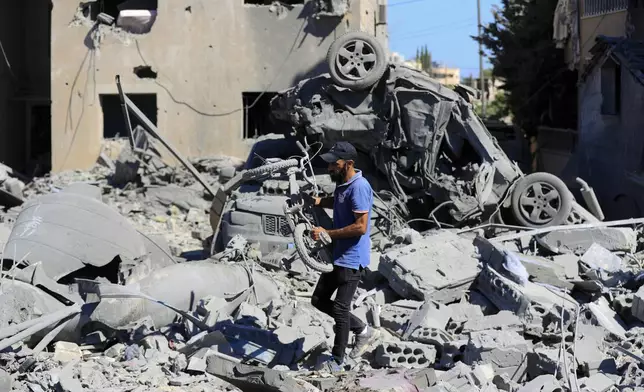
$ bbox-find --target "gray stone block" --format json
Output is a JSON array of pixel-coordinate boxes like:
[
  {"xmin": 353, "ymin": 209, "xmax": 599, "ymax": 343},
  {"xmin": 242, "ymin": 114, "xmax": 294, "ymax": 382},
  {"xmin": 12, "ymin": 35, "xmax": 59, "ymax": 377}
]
[
  {"xmin": 378, "ymin": 231, "xmax": 480, "ymax": 301},
  {"xmin": 632, "ymin": 287, "xmax": 644, "ymax": 323},
  {"xmin": 464, "ymin": 330, "xmax": 531, "ymax": 380},
  {"xmin": 516, "ymin": 375, "xmax": 559, "ymax": 392},
  {"xmin": 536, "ymin": 226, "xmax": 636, "ymax": 254},
  {"xmin": 404, "ymin": 300, "xmax": 452, "ymax": 339},
  {"xmin": 462, "ymin": 311, "xmax": 523, "ymax": 333},
  {"xmin": 477, "ymin": 265, "xmax": 577, "ymax": 318},
  {"xmin": 375, "ymin": 341, "xmax": 437, "ymax": 369},
  {"xmin": 582, "ymin": 373, "xmax": 615, "ymax": 392},
  {"xmin": 380, "ymin": 305, "xmax": 413, "ymax": 336}
]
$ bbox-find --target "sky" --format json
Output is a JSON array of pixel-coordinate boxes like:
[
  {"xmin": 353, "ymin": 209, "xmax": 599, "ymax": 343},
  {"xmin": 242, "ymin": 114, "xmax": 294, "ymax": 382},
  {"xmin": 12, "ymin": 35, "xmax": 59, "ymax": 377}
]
[{"xmin": 388, "ymin": 0, "xmax": 502, "ymax": 79}]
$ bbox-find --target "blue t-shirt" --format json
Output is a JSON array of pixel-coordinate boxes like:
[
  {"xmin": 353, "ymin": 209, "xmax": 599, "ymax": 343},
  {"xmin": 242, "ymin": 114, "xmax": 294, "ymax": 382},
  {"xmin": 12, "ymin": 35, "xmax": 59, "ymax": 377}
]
[{"xmin": 332, "ymin": 170, "xmax": 373, "ymax": 270}]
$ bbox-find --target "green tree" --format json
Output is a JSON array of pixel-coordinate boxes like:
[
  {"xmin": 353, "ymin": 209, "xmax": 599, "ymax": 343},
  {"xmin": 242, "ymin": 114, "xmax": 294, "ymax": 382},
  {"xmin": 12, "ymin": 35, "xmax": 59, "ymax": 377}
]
[
  {"xmin": 415, "ymin": 45, "xmax": 432, "ymax": 74},
  {"xmin": 475, "ymin": 0, "xmax": 577, "ymax": 135},
  {"xmin": 474, "ymin": 91, "xmax": 511, "ymax": 121}
]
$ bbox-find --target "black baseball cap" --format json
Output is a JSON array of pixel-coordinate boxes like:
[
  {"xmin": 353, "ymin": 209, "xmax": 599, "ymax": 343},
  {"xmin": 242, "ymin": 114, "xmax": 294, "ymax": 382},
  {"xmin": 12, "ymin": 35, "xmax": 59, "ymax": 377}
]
[{"xmin": 320, "ymin": 141, "xmax": 358, "ymax": 162}]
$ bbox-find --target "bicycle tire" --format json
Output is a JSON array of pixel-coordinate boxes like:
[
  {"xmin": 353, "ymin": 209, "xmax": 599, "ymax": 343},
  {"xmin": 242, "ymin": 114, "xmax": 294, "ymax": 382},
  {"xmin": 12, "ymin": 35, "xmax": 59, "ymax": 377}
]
[
  {"xmin": 242, "ymin": 159, "xmax": 299, "ymax": 180},
  {"xmin": 293, "ymin": 223, "xmax": 334, "ymax": 273}
]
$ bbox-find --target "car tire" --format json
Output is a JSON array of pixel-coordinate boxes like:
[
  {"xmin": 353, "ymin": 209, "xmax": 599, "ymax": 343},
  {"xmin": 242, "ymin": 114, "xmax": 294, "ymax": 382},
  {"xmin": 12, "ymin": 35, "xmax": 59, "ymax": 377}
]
[
  {"xmin": 327, "ymin": 32, "xmax": 387, "ymax": 91},
  {"xmin": 293, "ymin": 223, "xmax": 334, "ymax": 273},
  {"xmin": 510, "ymin": 172, "xmax": 573, "ymax": 228}
]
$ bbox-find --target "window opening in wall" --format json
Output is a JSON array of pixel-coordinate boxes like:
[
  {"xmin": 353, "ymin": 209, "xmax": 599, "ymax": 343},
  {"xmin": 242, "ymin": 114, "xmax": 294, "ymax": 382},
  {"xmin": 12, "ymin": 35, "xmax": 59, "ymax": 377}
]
[
  {"xmin": 100, "ymin": 93, "xmax": 157, "ymax": 139},
  {"xmin": 28, "ymin": 105, "xmax": 52, "ymax": 176},
  {"xmin": 600, "ymin": 58, "xmax": 620, "ymax": 115},
  {"xmin": 242, "ymin": 92, "xmax": 282, "ymax": 139},
  {"xmin": 244, "ymin": 0, "xmax": 303, "ymax": 5},
  {"xmin": 81, "ymin": 0, "xmax": 158, "ymax": 33}
]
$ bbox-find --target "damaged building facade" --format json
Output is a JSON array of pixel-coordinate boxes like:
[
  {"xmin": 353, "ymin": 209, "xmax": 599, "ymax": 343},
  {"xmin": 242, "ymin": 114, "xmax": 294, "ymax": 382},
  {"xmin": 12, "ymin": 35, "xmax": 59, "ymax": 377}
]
[
  {"xmin": 554, "ymin": 1, "xmax": 644, "ymax": 219},
  {"xmin": 0, "ymin": 0, "xmax": 388, "ymax": 174}
]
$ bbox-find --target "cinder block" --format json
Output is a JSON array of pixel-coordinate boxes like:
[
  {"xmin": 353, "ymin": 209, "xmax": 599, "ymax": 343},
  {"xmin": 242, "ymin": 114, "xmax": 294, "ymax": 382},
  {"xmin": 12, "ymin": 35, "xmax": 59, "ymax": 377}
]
[
  {"xmin": 409, "ymin": 327, "xmax": 453, "ymax": 346},
  {"xmin": 403, "ymin": 300, "xmax": 451, "ymax": 339},
  {"xmin": 375, "ymin": 342, "xmax": 437, "ymax": 369},
  {"xmin": 380, "ymin": 305, "xmax": 413, "ymax": 336}
]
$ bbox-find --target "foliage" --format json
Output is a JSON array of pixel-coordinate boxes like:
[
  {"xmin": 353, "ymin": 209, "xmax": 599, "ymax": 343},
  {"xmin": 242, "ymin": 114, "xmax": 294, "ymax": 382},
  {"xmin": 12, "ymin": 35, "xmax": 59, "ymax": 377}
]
[
  {"xmin": 475, "ymin": 0, "xmax": 577, "ymax": 135},
  {"xmin": 415, "ymin": 45, "xmax": 433, "ymax": 74},
  {"xmin": 473, "ymin": 91, "xmax": 511, "ymax": 121}
]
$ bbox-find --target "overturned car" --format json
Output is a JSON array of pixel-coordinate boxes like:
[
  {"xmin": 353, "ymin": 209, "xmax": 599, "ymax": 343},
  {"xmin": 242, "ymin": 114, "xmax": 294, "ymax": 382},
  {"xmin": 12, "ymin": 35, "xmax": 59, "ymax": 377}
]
[
  {"xmin": 212, "ymin": 32, "xmax": 602, "ymax": 256},
  {"xmin": 270, "ymin": 32, "xmax": 600, "ymax": 229}
]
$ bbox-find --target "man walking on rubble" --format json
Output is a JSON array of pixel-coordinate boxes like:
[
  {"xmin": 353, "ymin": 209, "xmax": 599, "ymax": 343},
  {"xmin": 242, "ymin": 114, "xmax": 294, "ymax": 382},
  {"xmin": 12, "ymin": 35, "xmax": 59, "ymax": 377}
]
[{"xmin": 308, "ymin": 141, "xmax": 381, "ymax": 371}]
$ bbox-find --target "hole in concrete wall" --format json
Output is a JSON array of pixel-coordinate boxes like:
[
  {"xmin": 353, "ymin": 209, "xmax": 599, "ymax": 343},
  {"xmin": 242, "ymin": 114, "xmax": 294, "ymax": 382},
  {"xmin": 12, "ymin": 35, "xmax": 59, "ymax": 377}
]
[
  {"xmin": 244, "ymin": 0, "xmax": 303, "ymax": 4},
  {"xmin": 134, "ymin": 65, "xmax": 157, "ymax": 79},
  {"xmin": 81, "ymin": 0, "xmax": 158, "ymax": 33},
  {"xmin": 242, "ymin": 92, "xmax": 285, "ymax": 139},
  {"xmin": 100, "ymin": 93, "xmax": 157, "ymax": 139}
]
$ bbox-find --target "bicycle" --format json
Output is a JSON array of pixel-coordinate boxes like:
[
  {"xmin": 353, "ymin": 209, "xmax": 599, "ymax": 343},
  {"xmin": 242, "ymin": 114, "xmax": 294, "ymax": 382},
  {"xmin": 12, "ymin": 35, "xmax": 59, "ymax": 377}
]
[{"xmin": 282, "ymin": 140, "xmax": 335, "ymax": 273}]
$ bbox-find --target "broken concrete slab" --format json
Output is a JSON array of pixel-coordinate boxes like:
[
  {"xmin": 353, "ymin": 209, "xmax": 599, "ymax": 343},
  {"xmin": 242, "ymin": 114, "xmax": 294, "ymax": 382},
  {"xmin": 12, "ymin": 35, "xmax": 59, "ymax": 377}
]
[
  {"xmin": 379, "ymin": 230, "xmax": 480, "ymax": 302},
  {"xmin": 535, "ymin": 226, "xmax": 636, "ymax": 254},
  {"xmin": 516, "ymin": 374, "xmax": 559, "ymax": 392},
  {"xmin": 464, "ymin": 330, "xmax": 531, "ymax": 381},
  {"xmin": 205, "ymin": 354, "xmax": 320, "ymax": 392},
  {"xmin": 476, "ymin": 264, "xmax": 577, "ymax": 317},
  {"xmin": 357, "ymin": 368, "xmax": 437, "ymax": 390},
  {"xmin": 403, "ymin": 300, "xmax": 452, "ymax": 339},
  {"xmin": 631, "ymin": 286, "xmax": 644, "ymax": 324},
  {"xmin": 462, "ymin": 311, "xmax": 523, "ymax": 333},
  {"xmin": 88, "ymin": 262, "xmax": 280, "ymax": 330},
  {"xmin": 527, "ymin": 345, "xmax": 573, "ymax": 379},
  {"xmin": 575, "ymin": 324, "xmax": 615, "ymax": 376},
  {"xmin": 581, "ymin": 297, "xmax": 627, "ymax": 338},
  {"xmin": 550, "ymin": 254, "xmax": 580, "ymax": 279},
  {"xmin": 53, "ymin": 342, "xmax": 83, "ymax": 364},
  {"xmin": 379, "ymin": 304, "xmax": 413, "ymax": 336},
  {"xmin": 145, "ymin": 185, "xmax": 210, "ymax": 212},
  {"xmin": 476, "ymin": 237, "xmax": 573, "ymax": 290},
  {"xmin": 580, "ymin": 243, "xmax": 623, "ymax": 272},
  {"xmin": 0, "ymin": 369, "xmax": 11, "ymax": 391},
  {"xmin": 582, "ymin": 372, "xmax": 615, "ymax": 392}
]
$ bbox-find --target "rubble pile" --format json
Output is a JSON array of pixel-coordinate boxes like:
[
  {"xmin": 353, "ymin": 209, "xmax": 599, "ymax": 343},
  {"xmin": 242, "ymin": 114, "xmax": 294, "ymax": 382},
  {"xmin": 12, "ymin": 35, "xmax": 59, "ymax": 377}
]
[{"xmin": 2, "ymin": 145, "xmax": 644, "ymax": 392}]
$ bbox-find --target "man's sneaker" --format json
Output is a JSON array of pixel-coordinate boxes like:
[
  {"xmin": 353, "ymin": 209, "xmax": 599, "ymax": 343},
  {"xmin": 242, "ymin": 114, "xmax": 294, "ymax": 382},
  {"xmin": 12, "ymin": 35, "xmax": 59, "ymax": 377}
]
[{"xmin": 349, "ymin": 327, "xmax": 382, "ymax": 359}]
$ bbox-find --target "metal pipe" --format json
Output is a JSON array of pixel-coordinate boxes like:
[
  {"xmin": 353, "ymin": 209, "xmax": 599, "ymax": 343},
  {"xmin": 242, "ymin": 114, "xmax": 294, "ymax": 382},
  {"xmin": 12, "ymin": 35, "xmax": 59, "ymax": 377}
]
[{"xmin": 116, "ymin": 76, "xmax": 218, "ymax": 198}]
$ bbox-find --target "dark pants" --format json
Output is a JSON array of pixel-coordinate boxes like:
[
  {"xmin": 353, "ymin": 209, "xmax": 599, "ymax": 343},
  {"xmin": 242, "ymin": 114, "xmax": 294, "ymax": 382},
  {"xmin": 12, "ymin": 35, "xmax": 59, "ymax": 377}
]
[{"xmin": 311, "ymin": 265, "xmax": 366, "ymax": 361}]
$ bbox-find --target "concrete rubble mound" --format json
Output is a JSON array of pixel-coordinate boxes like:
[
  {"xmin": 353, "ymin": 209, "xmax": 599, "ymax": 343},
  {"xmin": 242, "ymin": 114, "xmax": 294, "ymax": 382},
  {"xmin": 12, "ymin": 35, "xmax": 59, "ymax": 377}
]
[{"xmin": 2, "ymin": 139, "xmax": 644, "ymax": 392}]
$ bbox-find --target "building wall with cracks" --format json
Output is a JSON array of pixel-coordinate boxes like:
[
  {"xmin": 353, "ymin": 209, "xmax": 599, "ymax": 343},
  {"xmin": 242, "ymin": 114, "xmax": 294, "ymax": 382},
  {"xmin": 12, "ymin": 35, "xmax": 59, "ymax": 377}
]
[
  {"xmin": 51, "ymin": 0, "xmax": 386, "ymax": 172},
  {"xmin": 572, "ymin": 59, "xmax": 644, "ymax": 219}
]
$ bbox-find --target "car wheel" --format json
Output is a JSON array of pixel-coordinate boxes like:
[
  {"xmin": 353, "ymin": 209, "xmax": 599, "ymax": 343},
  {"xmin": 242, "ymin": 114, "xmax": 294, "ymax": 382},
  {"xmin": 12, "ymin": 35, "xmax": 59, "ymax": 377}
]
[
  {"xmin": 510, "ymin": 172, "xmax": 573, "ymax": 228},
  {"xmin": 327, "ymin": 32, "xmax": 387, "ymax": 91}
]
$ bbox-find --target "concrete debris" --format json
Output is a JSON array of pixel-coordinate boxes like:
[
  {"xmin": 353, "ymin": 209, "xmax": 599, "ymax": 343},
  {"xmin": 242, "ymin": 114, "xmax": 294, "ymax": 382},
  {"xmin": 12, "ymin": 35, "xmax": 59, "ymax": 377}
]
[
  {"xmin": 1, "ymin": 128, "xmax": 644, "ymax": 392},
  {"xmin": 379, "ymin": 230, "xmax": 480, "ymax": 301},
  {"xmin": 536, "ymin": 226, "xmax": 637, "ymax": 254}
]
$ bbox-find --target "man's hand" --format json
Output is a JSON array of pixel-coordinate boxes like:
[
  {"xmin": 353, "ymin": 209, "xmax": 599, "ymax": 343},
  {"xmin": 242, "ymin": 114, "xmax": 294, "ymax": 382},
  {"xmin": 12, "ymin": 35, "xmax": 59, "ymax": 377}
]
[
  {"xmin": 311, "ymin": 226, "xmax": 327, "ymax": 241},
  {"xmin": 301, "ymin": 193, "xmax": 320, "ymax": 207}
]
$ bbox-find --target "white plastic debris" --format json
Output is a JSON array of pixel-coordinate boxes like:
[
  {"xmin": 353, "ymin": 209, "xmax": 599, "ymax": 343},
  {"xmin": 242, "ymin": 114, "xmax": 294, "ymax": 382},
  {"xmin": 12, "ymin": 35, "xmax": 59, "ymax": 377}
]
[{"xmin": 502, "ymin": 250, "xmax": 529, "ymax": 286}]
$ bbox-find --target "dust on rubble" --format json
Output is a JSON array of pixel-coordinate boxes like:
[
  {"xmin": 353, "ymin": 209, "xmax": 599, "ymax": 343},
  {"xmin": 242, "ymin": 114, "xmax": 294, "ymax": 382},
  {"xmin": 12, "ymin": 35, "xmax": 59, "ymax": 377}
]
[{"xmin": 1, "ymin": 140, "xmax": 644, "ymax": 392}]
